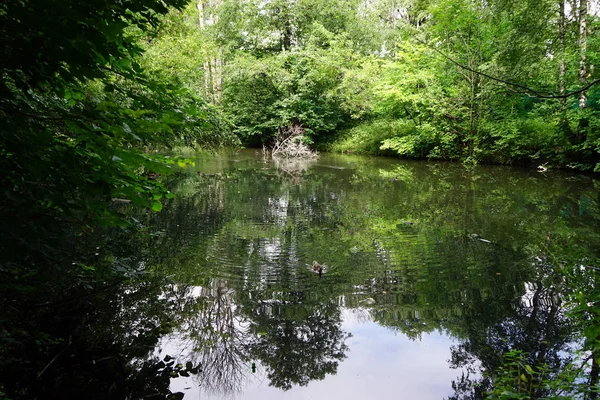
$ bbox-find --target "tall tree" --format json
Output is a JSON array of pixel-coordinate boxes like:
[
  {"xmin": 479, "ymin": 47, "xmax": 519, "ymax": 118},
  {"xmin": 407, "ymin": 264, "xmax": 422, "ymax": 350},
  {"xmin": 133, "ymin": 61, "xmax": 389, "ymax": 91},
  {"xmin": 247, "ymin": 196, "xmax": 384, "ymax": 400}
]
[
  {"xmin": 579, "ymin": 0, "xmax": 589, "ymax": 109},
  {"xmin": 198, "ymin": 0, "xmax": 224, "ymax": 103},
  {"xmin": 559, "ymin": 0, "xmax": 567, "ymax": 110}
]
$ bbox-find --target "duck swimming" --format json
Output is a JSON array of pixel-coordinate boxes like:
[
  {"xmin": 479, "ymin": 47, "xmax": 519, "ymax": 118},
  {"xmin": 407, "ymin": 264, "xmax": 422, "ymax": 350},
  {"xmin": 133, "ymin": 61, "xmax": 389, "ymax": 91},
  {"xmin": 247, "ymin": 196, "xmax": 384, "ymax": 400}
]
[{"xmin": 313, "ymin": 261, "xmax": 324, "ymax": 277}]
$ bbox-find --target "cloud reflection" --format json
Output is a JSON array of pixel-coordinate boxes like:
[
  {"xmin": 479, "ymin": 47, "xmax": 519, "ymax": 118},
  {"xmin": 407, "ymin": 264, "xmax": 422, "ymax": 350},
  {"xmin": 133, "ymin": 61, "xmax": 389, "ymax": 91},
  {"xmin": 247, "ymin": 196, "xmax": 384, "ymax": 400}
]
[{"xmin": 169, "ymin": 308, "xmax": 467, "ymax": 400}]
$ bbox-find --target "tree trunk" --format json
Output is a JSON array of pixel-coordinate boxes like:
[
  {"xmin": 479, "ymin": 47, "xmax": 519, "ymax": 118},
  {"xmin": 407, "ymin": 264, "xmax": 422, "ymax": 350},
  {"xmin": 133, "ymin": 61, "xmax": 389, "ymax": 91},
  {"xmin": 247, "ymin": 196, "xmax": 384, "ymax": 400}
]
[
  {"xmin": 198, "ymin": 0, "xmax": 223, "ymax": 104},
  {"xmin": 283, "ymin": 16, "xmax": 292, "ymax": 51},
  {"xmin": 577, "ymin": 0, "xmax": 589, "ymax": 142},
  {"xmin": 591, "ymin": 354, "xmax": 600, "ymax": 400},
  {"xmin": 578, "ymin": 0, "xmax": 588, "ymax": 109},
  {"xmin": 215, "ymin": 56, "xmax": 223, "ymax": 103},
  {"xmin": 204, "ymin": 61, "xmax": 212, "ymax": 102},
  {"xmin": 197, "ymin": 0, "xmax": 205, "ymax": 29},
  {"xmin": 198, "ymin": 1, "xmax": 212, "ymax": 101},
  {"xmin": 211, "ymin": 57, "xmax": 218, "ymax": 102},
  {"xmin": 559, "ymin": 0, "xmax": 566, "ymax": 110}
]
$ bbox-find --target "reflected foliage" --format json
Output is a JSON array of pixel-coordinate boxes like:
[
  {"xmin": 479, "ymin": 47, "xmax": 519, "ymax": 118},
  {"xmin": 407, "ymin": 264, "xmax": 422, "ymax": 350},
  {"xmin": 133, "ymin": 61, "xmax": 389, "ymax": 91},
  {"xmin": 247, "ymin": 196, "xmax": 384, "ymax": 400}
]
[
  {"xmin": 0, "ymin": 274, "xmax": 201, "ymax": 399},
  {"xmin": 152, "ymin": 151, "xmax": 600, "ymax": 397},
  {"xmin": 3, "ymin": 151, "xmax": 600, "ymax": 398},
  {"xmin": 183, "ymin": 281, "xmax": 251, "ymax": 395},
  {"xmin": 247, "ymin": 300, "xmax": 349, "ymax": 390}
]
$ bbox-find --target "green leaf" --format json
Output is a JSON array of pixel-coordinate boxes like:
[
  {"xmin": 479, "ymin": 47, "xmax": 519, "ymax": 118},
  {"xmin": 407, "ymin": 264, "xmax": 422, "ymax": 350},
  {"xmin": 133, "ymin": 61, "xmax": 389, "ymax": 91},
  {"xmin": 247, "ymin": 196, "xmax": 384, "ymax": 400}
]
[{"xmin": 152, "ymin": 200, "xmax": 163, "ymax": 212}]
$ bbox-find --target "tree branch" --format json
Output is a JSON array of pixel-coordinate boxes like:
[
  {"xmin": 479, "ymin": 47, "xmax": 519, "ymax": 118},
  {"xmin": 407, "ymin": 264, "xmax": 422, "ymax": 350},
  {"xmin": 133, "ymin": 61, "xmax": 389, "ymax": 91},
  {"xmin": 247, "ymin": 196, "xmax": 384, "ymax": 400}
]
[{"xmin": 413, "ymin": 36, "xmax": 600, "ymax": 100}]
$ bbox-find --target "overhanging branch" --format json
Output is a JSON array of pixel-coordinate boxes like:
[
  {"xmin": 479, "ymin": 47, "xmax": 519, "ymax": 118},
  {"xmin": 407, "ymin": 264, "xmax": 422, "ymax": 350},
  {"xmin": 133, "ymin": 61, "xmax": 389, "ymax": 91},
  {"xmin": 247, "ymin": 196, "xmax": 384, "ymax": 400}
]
[{"xmin": 413, "ymin": 37, "xmax": 600, "ymax": 100}]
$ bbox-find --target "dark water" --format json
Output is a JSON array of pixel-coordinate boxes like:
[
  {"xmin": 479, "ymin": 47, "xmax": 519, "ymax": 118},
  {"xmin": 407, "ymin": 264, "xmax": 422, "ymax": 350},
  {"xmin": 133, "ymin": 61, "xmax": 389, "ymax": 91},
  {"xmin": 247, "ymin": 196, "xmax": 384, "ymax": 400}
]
[
  {"xmin": 7, "ymin": 150, "xmax": 600, "ymax": 399},
  {"xmin": 141, "ymin": 151, "xmax": 599, "ymax": 399}
]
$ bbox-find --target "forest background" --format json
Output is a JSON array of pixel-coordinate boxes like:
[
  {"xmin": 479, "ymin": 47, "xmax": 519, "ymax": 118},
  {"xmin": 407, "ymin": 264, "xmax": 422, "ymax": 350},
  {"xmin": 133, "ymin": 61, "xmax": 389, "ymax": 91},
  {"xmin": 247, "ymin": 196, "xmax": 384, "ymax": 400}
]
[
  {"xmin": 149, "ymin": 0, "xmax": 600, "ymax": 170},
  {"xmin": 2, "ymin": 0, "xmax": 600, "ymax": 398}
]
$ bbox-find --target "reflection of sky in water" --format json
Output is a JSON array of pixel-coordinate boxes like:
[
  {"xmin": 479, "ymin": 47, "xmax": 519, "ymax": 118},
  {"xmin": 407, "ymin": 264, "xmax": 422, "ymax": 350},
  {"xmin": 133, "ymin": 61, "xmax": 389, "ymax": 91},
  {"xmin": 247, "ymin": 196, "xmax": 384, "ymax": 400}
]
[{"xmin": 169, "ymin": 309, "xmax": 469, "ymax": 400}]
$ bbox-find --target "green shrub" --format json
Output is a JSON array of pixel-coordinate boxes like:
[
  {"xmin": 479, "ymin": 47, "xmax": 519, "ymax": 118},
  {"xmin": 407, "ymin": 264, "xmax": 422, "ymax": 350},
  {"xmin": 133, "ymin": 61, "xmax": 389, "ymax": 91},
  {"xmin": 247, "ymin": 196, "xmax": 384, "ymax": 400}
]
[
  {"xmin": 330, "ymin": 119, "xmax": 401, "ymax": 155},
  {"xmin": 480, "ymin": 118, "xmax": 559, "ymax": 165},
  {"xmin": 487, "ymin": 350, "xmax": 588, "ymax": 400}
]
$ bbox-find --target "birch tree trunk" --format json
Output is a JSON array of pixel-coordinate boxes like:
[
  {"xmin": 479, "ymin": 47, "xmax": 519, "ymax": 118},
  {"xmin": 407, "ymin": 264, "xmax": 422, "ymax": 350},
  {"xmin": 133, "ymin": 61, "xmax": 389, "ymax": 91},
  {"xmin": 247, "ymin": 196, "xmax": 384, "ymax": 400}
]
[
  {"xmin": 197, "ymin": 0, "xmax": 205, "ymax": 29},
  {"xmin": 559, "ymin": 0, "xmax": 566, "ymax": 110},
  {"xmin": 198, "ymin": 0, "xmax": 213, "ymax": 102},
  {"xmin": 198, "ymin": 0, "xmax": 223, "ymax": 104},
  {"xmin": 578, "ymin": 0, "xmax": 588, "ymax": 109},
  {"xmin": 215, "ymin": 56, "xmax": 223, "ymax": 103}
]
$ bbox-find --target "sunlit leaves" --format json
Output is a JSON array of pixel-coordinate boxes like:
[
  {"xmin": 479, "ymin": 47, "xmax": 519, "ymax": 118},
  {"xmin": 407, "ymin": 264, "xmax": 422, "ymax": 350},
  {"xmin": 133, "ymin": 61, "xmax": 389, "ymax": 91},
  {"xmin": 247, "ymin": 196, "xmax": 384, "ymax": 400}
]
[{"xmin": 152, "ymin": 201, "xmax": 164, "ymax": 212}]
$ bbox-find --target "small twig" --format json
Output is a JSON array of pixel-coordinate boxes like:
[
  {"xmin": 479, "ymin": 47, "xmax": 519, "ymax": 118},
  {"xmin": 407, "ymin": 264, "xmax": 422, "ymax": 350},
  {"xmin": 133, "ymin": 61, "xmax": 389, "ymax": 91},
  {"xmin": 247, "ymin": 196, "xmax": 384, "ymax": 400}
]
[{"xmin": 37, "ymin": 336, "xmax": 72, "ymax": 379}]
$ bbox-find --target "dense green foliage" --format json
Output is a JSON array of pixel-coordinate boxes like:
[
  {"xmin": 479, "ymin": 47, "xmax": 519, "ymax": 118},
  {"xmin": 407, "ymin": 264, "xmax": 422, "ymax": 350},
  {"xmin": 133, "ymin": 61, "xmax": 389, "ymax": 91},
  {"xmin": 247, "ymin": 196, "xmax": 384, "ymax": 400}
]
[
  {"xmin": 0, "ymin": 0, "xmax": 228, "ymax": 398},
  {"xmin": 0, "ymin": 0, "xmax": 231, "ymax": 230},
  {"xmin": 152, "ymin": 0, "xmax": 600, "ymax": 169},
  {"xmin": 0, "ymin": 0, "xmax": 239, "ymax": 281}
]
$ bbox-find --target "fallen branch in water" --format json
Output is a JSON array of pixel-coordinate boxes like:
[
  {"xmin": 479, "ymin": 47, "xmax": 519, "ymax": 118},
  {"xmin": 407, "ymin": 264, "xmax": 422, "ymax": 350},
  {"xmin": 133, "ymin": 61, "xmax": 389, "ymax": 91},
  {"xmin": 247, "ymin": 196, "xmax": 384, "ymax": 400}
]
[{"xmin": 272, "ymin": 122, "xmax": 318, "ymax": 159}]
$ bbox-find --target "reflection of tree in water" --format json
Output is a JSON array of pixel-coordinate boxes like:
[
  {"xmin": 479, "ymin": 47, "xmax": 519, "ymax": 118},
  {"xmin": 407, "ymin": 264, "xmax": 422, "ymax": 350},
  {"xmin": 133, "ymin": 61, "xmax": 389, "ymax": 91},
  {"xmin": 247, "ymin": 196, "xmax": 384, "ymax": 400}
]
[
  {"xmin": 272, "ymin": 155, "xmax": 317, "ymax": 184},
  {"xmin": 445, "ymin": 265, "xmax": 573, "ymax": 400},
  {"xmin": 168, "ymin": 279, "xmax": 350, "ymax": 394},
  {"xmin": 247, "ymin": 298, "xmax": 350, "ymax": 390},
  {"xmin": 177, "ymin": 279, "xmax": 251, "ymax": 396},
  {"xmin": 157, "ymin": 153, "xmax": 600, "ymax": 397},
  {"xmin": 1, "ymin": 275, "xmax": 201, "ymax": 400}
]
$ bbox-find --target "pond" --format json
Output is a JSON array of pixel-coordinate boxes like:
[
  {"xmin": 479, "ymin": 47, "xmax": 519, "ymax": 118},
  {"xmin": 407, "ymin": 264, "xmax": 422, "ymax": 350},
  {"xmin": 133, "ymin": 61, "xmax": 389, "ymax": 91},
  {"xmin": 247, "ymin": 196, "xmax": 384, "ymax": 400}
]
[
  {"xmin": 7, "ymin": 150, "xmax": 600, "ymax": 399},
  {"xmin": 146, "ymin": 150, "xmax": 600, "ymax": 399}
]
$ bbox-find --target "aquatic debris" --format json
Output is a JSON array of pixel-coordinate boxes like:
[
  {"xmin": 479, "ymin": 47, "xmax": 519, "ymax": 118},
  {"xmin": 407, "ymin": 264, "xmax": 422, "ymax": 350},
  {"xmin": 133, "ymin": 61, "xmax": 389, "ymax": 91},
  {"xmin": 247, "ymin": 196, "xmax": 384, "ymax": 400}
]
[
  {"xmin": 471, "ymin": 233, "xmax": 492, "ymax": 244},
  {"xmin": 272, "ymin": 123, "xmax": 318, "ymax": 159}
]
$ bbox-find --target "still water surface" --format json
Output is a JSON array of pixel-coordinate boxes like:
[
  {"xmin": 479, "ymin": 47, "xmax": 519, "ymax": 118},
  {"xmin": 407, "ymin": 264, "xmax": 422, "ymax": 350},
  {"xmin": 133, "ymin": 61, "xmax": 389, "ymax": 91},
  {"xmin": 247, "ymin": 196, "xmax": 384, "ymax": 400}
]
[{"xmin": 121, "ymin": 150, "xmax": 600, "ymax": 399}]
